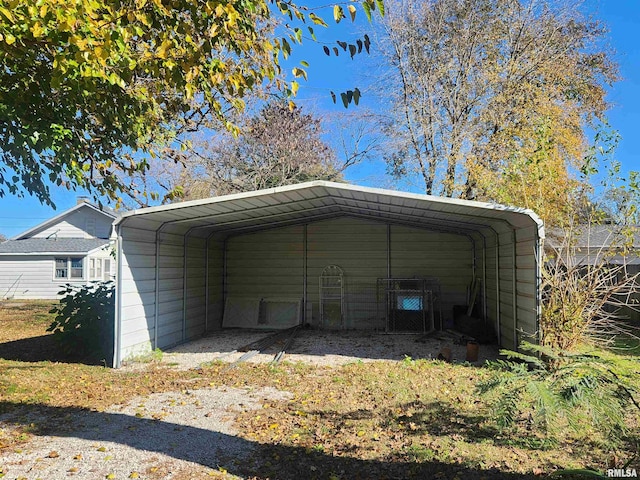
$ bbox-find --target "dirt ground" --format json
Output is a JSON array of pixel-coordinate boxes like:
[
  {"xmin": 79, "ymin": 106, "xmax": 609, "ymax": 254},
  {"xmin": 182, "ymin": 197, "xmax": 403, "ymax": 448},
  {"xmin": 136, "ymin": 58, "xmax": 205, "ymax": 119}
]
[{"xmin": 128, "ymin": 328, "xmax": 500, "ymax": 370}]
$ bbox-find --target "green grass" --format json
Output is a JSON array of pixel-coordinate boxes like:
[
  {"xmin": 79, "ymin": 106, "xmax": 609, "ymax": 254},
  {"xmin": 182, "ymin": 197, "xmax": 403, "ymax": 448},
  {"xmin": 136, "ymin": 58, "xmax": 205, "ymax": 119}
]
[{"xmin": 1, "ymin": 301, "xmax": 639, "ymax": 478}]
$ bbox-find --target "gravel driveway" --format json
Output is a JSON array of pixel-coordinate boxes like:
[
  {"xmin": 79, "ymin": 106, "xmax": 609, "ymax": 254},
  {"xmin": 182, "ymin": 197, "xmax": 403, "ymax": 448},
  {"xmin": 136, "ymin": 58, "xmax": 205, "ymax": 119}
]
[
  {"xmin": 1, "ymin": 330, "xmax": 498, "ymax": 479},
  {"xmin": 146, "ymin": 329, "xmax": 499, "ymax": 371},
  {"xmin": 1, "ymin": 386, "xmax": 292, "ymax": 480}
]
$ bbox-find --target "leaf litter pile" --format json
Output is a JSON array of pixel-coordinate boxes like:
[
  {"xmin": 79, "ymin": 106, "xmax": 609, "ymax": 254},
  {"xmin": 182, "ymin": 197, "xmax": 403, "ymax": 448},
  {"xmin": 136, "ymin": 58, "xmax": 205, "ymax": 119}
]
[{"xmin": 1, "ymin": 301, "xmax": 638, "ymax": 479}]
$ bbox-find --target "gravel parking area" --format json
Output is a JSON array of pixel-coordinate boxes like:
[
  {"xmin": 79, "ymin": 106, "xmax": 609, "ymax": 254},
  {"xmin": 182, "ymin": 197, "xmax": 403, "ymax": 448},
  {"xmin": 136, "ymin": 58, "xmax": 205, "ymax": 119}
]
[
  {"xmin": 0, "ymin": 386, "xmax": 292, "ymax": 480},
  {"xmin": 1, "ymin": 329, "xmax": 498, "ymax": 480},
  {"xmin": 135, "ymin": 329, "xmax": 499, "ymax": 371}
]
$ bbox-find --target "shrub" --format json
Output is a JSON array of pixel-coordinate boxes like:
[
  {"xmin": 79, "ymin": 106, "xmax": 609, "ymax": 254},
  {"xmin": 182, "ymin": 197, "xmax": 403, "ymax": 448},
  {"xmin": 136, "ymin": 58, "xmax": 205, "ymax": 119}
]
[
  {"xmin": 478, "ymin": 342, "xmax": 640, "ymax": 444},
  {"xmin": 542, "ymin": 226, "xmax": 640, "ymax": 350},
  {"xmin": 48, "ymin": 281, "xmax": 115, "ymax": 365}
]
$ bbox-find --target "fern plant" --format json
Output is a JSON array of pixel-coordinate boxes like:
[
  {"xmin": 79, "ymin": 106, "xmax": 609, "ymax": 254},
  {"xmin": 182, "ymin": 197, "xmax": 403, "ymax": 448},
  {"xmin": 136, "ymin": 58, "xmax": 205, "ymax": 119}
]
[{"xmin": 478, "ymin": 342, "xmax": 640, "ymax": 443}]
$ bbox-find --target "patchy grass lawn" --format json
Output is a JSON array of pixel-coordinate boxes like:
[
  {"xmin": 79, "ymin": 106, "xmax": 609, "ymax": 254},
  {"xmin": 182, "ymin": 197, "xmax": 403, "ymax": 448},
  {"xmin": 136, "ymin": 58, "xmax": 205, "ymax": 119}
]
[{"xmin": 0, "ymin": 300, "xmax": 639, "ymax": 479}]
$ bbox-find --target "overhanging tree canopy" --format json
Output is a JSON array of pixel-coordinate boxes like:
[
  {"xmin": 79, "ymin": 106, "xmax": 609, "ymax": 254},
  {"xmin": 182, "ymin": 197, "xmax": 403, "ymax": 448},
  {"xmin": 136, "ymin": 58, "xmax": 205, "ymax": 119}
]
[{"xmin": 0, "ymin": 0, "xmax": 382, "ymax": 207}]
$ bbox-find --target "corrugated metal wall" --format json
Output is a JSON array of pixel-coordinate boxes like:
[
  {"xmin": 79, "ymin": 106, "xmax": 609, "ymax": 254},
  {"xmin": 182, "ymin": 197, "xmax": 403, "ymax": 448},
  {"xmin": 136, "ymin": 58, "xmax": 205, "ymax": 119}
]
[
  {"xmin": 307, "ymin": 218, "xmax": 387, "ymax": 329},
  {"xmin": 118, "ymin": 222, "xmax": 156, "ymax": 359},
  {"xmin": 185, "ymin": 235, "xmax": 207, "ymax": 339},
  {"xmin": 214, "ymin": 217, "xmax": 477, "ymax": 331},
  {"xmin": 481, "ymin": 226, "xmax": 540, "ymax": 350},
  {"xmin": 206, "ymin": 236, "xmax": 225, "ymax": 331},
  {"xmin": 117, "ymin": 214, "xmax": 539, "ymax": 362},
  {"xmin": 515, "ymin": 225, "xmax": 540, "ymax": 347},
  {"xmin": 226, "ymin": 225, "xmax": 304, "ymax": 300},
  {"xmin": 118, "ymin": 221, "xmax": 212, "ymax": 359},
  {"xmin": 390, "ymin": 224, "xmax": 473, "ymax": 324}
]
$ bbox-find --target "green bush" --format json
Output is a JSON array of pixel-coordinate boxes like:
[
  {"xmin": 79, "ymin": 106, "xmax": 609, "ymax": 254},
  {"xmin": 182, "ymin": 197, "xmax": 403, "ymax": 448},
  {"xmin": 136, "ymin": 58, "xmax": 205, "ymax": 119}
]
[
  {"xmin": 48, "ymin": 281, "xmax": 115, "ymax": 365},
  {"xmin": 478, "ymin": 342, "xmax": 640, "ymax": 445}
]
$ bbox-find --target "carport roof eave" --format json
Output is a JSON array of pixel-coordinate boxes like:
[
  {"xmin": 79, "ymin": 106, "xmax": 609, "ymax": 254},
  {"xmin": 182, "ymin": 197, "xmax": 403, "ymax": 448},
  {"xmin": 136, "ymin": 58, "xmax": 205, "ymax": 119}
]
[{"xmin": 113, "ymin": 181, "xmax": 545, "ymax": 239}]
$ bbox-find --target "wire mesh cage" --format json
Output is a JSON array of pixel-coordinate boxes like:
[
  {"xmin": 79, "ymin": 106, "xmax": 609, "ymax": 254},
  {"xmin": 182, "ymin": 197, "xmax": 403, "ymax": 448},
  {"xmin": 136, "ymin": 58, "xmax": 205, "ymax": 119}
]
[
  {"xmin": 376, "ymin": 278, "xmax": 438, "ymax": 333},
  {"xmin": 342, "ymin": 282, "xmax": 383, "ymax": 330}
]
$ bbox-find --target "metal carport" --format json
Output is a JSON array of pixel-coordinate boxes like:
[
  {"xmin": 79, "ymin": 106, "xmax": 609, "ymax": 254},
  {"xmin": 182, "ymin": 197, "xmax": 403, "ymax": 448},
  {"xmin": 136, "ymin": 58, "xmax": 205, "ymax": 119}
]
[{"xmin": 112, "ymin": 181, "xmax": 544, "ymax": 368}]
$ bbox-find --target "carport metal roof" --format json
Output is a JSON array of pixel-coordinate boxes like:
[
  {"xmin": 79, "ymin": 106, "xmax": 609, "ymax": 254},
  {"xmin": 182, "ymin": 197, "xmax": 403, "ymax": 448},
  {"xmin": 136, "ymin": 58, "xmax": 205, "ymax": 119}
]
[{"xmin": 114, "ymin": 181, "xmax": 545, "ymax": 238}]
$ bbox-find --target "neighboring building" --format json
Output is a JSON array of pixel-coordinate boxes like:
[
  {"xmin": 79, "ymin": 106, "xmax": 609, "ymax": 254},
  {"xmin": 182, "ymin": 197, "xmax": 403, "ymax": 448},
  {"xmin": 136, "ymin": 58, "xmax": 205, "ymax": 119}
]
[
  {"xmin": 548, "ymin": 224, "xmax": 640, "ymax": 323},
  {"xmin": 547, "ymin": 224, "xmax": 640, "ymax": 266},
  {"xmin": 574, "ymin": 225, "xmax": 640, "ymax": 323},
  {"xmin": 0, "ymin": 200, "xmax": 117, "ymax": 299}
]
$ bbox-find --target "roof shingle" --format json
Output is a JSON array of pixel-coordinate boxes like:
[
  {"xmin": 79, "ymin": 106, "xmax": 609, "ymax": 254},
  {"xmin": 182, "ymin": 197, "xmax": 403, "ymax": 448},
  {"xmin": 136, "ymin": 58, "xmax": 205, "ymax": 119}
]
[{"xmin": 0, "ymin": 238, "xmax": 111, "ymax": 255}]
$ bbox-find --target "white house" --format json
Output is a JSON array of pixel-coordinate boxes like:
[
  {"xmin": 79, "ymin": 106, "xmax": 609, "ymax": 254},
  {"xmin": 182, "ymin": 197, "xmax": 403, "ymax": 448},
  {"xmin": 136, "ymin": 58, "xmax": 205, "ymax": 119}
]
[{"xmin": 0, "ymin": 200, "xmax": 117, "ymax": 299}]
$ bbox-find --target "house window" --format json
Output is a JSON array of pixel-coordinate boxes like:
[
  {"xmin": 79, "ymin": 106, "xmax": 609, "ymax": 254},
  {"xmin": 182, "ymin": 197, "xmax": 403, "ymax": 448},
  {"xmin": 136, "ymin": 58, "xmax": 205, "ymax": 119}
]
[
  {"xmin": 70, "ymin": 258, "xmax": 83, "ymax": 278},
  {"xmin": 54, "ymin": 257, "xmax": 84, "ymax": 280},
  {"xmin": 55, "ymin": 258, "xmax": 68, "ymax": 279},
  {"xmin": 89, "ymin": 258, "xmax": 112, "ymax": 280}
]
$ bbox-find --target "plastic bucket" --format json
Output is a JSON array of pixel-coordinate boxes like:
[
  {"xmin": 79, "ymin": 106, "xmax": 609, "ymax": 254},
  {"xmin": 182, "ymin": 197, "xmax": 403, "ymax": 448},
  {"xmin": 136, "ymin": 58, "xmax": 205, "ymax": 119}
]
[{"xmin": 465, "ymin": 341, "xmax": 479, "ymax": 362}]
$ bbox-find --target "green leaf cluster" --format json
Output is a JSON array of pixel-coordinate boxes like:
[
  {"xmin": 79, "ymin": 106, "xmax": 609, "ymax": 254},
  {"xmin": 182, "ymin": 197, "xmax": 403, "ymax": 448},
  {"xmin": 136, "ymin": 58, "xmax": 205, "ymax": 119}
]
[
  {"xmin": 48, "ymin": 281, "xmax": 115, "ymax": 364},
  {"xmin": 0, "ymin": 0, "xmax": 382, "ymax": 207}
]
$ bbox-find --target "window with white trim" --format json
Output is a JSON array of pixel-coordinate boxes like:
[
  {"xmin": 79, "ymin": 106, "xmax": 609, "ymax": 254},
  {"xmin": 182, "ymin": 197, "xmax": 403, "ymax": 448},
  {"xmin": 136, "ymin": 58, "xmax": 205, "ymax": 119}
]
[
  {"xmin": 55, "ymin": 258, "xmax": 68, "ymax": 279},
  {"xmin": 89, "ymin": 257, "xmax": 112, "ymax": 281},
  {"xmin": 54, "ymin": 257, "xmax": 84, "ymax": 280}
]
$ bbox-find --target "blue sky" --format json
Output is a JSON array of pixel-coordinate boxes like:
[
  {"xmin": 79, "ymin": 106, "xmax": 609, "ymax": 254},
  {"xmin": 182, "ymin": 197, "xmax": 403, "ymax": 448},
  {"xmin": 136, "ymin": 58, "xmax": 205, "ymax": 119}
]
[{"xmin": 0, "ymin": 0, "xmax": 638, "ymax": 238}]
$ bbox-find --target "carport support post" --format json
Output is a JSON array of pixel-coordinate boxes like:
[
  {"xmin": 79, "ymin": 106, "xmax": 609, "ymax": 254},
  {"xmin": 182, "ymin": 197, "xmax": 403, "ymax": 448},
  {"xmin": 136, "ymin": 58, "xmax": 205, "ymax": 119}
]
[
  {"xmin": 113, "ymin": 222, "xmax": 124, "ymax": 368},
  {"xmin": 512, "ymin": 229, "xmax": 518, "ymax": 350},
  {"xmin": 154, "ymin": 228, "xmax": 162, "ymax": 350},
  {"xmin": 205, "ymin": 232, "xmax": 215, "ymax": 333},
  {"xmin": 482, "ymin": 236, "xmax": 487, "ymax": 325},
  {"xmin": 495, "ymin": 236, "xmax": 501, "ymax": 347},
  {"xmin": 222, "ymin": 237, "xmax": 228, "ymax": 326},
  {"xmin": 535, "ymin": 232, "xmax": 544, "ymax": 345},
  {"xmin": 303, "ymin": 224, "xmax": 307, "ymax": 324},
  {"xmin": 386, "ymin": 224, "xmax": 391, "ymax": 278}
]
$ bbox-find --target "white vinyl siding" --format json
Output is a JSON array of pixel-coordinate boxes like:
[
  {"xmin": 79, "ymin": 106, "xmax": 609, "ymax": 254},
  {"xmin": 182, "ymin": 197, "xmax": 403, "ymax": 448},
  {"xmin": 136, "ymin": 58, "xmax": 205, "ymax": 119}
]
[
  {"xmin": 1, "ymin": 256, "xmax": 80, "ymax": 299},
  {"xmin": 31, "ymin": 206, "xmax": 113, "ymax": 239}
]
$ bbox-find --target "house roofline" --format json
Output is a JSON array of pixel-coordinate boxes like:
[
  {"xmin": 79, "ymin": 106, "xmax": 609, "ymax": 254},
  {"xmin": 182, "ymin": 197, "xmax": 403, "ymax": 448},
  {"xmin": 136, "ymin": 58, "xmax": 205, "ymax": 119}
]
[
  {"xmin": 12, "ymin": 203, "xmax": 117, "ymax": 240},
  {"xmin": 0, "ymin": 240, "xmax": 112, "ymax": 257}
]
